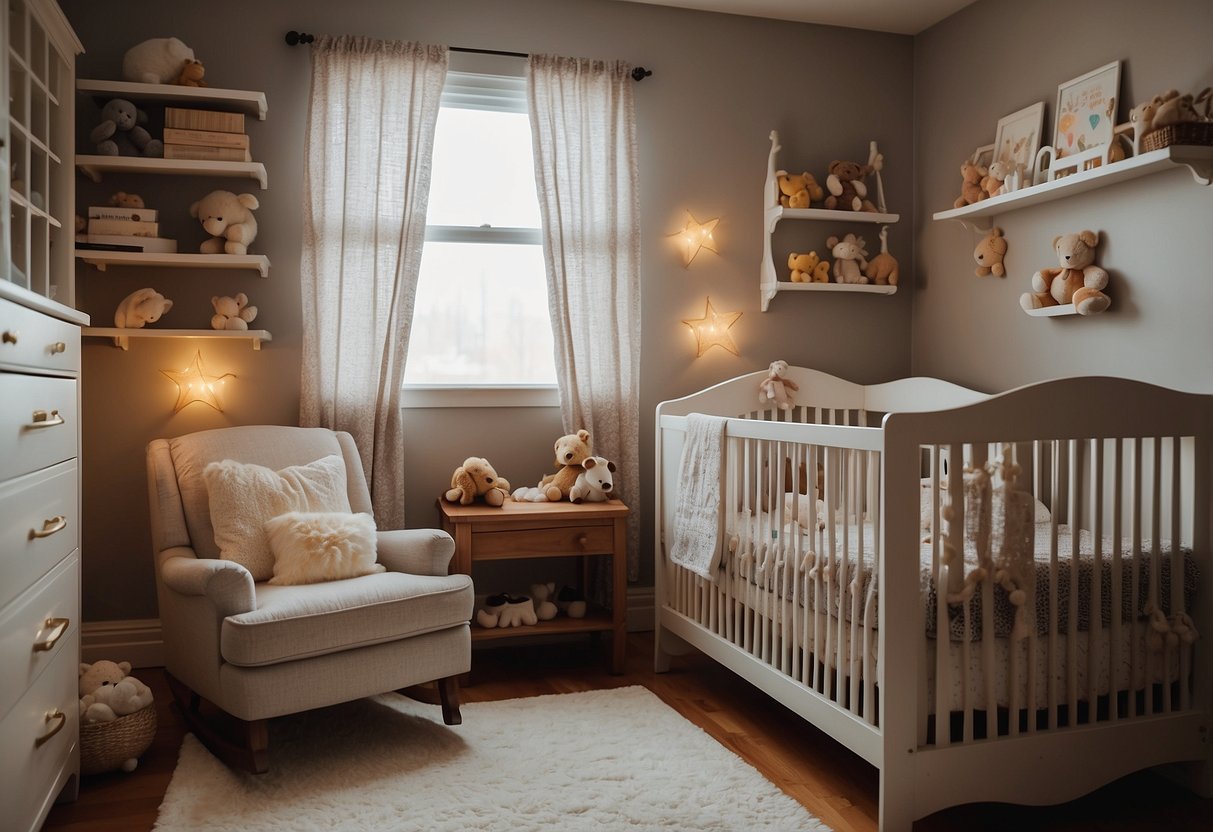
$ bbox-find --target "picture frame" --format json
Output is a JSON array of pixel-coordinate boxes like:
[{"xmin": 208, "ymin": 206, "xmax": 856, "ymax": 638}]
[
  {"xmin": 993, "ymin": 102, "xmax": 1044, "ymax": 176},
  {"xmin": 1054, "ymin": 61, "xmax": 1121, "ymax": 158}
]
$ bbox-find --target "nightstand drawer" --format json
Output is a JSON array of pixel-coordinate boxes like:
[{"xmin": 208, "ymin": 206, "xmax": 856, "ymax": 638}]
[
  {"xmin": 0, "ymin": 461, "xmax": 79, "ymax": 611},
  {"xmin": 0, "ymin": 298, "xmax": 80, "ymax": 375},
  {"xmin": 0, "ymin": 553, "xmax": 79, "ymax": 720},
  {"xmin": 471, "ymin": 524, "xmax": 615, "ymax": 560},
  {"xmin": 0, "ymin": 374, "xmax": 78, "ymax": 481}
]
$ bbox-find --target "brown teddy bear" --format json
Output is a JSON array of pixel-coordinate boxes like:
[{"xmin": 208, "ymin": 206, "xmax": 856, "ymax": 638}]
[
  {"xmin": 788, "ymin": 251, "xmax": 829, "ymax": 283},
  {"xmin": 444, "ymin": 457, "xmax": 512, "ymax": 507},
  {"xmin": 776, "ymin": 170, "xmax": 824, "ymax": 208},
  {"xmin": 953, "ymin": 159, "xmax": 987, "ymax": 209},
  {"xmin": 973, "ymin": 226, "xmax": 1008, "ymax": 277},
  {"xmin": 981, "ymin": 161, "xmax": 1011, "ymax": 199},
  {"xmin": 824, "ymin": 159, "xmax": 876, "ymax": 212},
  {"xmin": 175, "ymin": 59, "xmax": 207, "ymax": 87},
  {"xmin": 1020, "ymin": 230, "xmax": 1111, "ymax": 315},
  {"xmin": 538, "ymin": 429, "xmax": 592, "ymax": 501}
]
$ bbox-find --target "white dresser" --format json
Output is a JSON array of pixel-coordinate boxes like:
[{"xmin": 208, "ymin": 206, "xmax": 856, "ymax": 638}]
[{"xmin": 0, "ymin": 285, "xmax": 86, "ymax": 829}]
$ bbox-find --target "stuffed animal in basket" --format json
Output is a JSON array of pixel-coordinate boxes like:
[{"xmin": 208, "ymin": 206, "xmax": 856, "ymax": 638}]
[
  {"xmin": 91, "ymin": 99, "xmax": 164, "ymax": 157},
  {"xmin": 776, "ymin": 170, "xmax": 824, "ymax": 208},
  {"xmin": 114, "ymin": 288, "xmax": 172, "ymax": 328},
  {"xmin": 211, "ymin": 293, "xmax": 258, "ymax": 331},
  {"xmin": 758, "ymin": 359, "xmax": 799, "ymax": 411},
  {"xmin": 788, "ymin": 251, "xmax": 829, "ymax": 283},
  {"xmin": 824, "ymin": 159, "xmax": 876, "ymax": 212},
  {"xmin": 123, "ymin": 36, "xmax": 195, "ymax": 84},
  {"xmin": 974, "ymin": 227, "xmax": 1008, "ymax": 277},
  {"xmin": 176, "ymin": 58, "xmax": 207, "ymax": 87},
  {"xmin": 444, "ymin": 457, "xmax": 511, "ymax": 506},
  {"xmin": 827, "ymin": 233, "xmax": 869, "ymax": 284},
  {"xmin": 570, "ymin": 456, "xmax": 617, "ymax": 503},
  {"xmin": 1020, "ymin": 230, "xmax": 1111, "ymax": 316},
  {"xmin": 537, "ymin": 429, "xmax": 593, "ymax": 501},
  {"xmin": 953, "ymin": 159, "xmax": 988, "ymax": 209},
  {"xmin": 79, "ymin": 660, "xmax": 153, "ymax": 724},
  {"xmin": 190, "ymin": 190, "xmax": 260, "ymax": 255}
]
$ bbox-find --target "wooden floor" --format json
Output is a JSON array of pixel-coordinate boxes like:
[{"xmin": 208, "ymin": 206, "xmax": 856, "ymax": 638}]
[{"xmin": 45, "ymin": 632, "xmax": 1211, "ymax": 831}]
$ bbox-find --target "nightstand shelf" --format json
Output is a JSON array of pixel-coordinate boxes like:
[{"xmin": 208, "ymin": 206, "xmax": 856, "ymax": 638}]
[
  {"xmin": 82, "ymin": 327, "xmax": 272, "ymax": 350},
  {"xmin": 75, "ymin": 251, "xmax": 270, "ymax": 276}
]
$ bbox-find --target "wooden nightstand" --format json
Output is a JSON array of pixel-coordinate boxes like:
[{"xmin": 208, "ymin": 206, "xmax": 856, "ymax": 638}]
[{"xmin": 439, "ymin": 499, "xmax": 629, "ymax": 673}]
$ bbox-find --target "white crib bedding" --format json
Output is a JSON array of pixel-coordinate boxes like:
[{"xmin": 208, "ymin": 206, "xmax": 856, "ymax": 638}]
[{"xmin": 729, "ymin": 511, "xmax": 1199, "ymax": 643}]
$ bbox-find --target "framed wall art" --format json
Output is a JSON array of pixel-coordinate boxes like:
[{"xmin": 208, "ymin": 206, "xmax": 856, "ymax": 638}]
[
  {"xmin": 1054, "ymin": 61, "xmax": 1120, "ymax": 158},
  {"xmin": 993, "ymin": 102, "xmax": 1044, "ymax": 174}
]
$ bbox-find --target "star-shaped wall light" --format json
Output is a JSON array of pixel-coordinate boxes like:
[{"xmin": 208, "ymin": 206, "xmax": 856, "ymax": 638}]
[
  {"xmin": 162, "ymin": 352, "xmax": 235, "ymax": 413},
  {"xmin": 669, "ymin": 211, "xmax": 720, "ymax": 267},
  {"xmin": 683, "ymin": 297, "xmax": 742, "ymax": 357}
]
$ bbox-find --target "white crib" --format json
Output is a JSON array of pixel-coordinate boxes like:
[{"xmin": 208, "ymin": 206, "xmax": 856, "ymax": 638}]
[{"xmin": 654, "ymin": 367, "xmax": 1212, "ymax": 830}]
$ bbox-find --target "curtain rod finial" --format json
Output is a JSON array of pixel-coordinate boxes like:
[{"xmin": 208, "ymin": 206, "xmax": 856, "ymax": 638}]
[
  {"xmin": 630, "ymin": 66, "xmax": 652, "ymax": 82},
  {"xmin": 285, "ymin": 30, "xmax": 315, "ymax": 46}
]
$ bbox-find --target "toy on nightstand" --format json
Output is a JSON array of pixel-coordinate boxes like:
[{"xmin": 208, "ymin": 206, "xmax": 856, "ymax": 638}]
[
  {"xmin": 535, "ymin": 429, "xmax": 593, "ymax": 502},
  {"xmin": 570, "ymin": 456, "xmax": 616, "ymax": 503},
  {"xmin": 864, "ymin": 226, "xmax": 899, "ymax": 286},
  {"xmin": 444, "ymin": 457, "xmax": 512, "ymax": 506},
  {"xmin": 1020, "ymin": 230, "xmax": 1111, "ymax": 315},
  {"xmin": 974, "ymin": 227, "xmax": 1008, "ymax": 277}
]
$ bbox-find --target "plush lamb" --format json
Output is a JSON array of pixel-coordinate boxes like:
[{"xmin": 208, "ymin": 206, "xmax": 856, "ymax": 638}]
[
  {"xmin": 123, "ymin": 37, "xmax": 195, "ymax": 84},
  {"xmin": 114, "ymin": 288, "xmax": 172, "ymax": 328},
  {"xmin": 570, "ymin": 456, "xmax": 616, "ymax": 503},
  {"xmin": 190, "ymin": 190, "xmax": 260, "ymax": 255}
]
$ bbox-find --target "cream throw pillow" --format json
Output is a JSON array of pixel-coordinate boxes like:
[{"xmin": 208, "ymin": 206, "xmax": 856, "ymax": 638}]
[
  {"xmin": 203, "ymin": 455, "xmax": 352, "ymax": 581},
  {"xmin": 264, "ymin": 511, "xmax": 383, "ymax": 585}
]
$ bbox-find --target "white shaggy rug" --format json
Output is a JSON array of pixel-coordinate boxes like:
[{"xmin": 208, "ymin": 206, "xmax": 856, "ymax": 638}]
[{"xmin": 154, "ymin": 685, "xmax": 830, "ymax": 831}]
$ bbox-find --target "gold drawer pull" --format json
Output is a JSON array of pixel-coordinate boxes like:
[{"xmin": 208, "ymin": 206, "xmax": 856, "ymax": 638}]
[
  {"xmin": 35, "ymin": 710, "xmax": 67, "ymax": 747},
  {"xmin": 33, "ymin": 617, "xmax": 70, "ymax": 652},
  {"xmin": 27, "ymin": 409, "xmax": 64, "ymax": 429},
  {"xmin": 49, "ymin": 341, "xmax": 67, "ymax": 355},
  {"xmin": 2, "ymin": 330, "xmax": 17, "ymax": 345},
  {"xmin": 30, "ymin": 515, "xmax": 67, "ymax": 539}
]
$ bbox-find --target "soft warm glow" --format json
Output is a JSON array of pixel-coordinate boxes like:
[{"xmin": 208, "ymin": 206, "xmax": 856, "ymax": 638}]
[
  {"xmin": 669, "ymin": 212, "xmax": 719, "ymax": 267},
  {"xmin": 683, "ymin": 297, "xmax": 741, "ymax": 357},
  {"xmin": 162, "ymin": 352, "xmax": 234, "ymax": 413}
]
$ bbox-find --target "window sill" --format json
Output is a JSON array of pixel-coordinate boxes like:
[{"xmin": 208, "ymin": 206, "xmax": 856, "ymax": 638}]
[{"xmin": 401, "ymin": 385, "xmax": 560, "ymax": 409}]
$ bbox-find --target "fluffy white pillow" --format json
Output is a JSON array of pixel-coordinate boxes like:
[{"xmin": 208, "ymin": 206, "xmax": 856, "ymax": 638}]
[
  {"xmin": 264, "ymin": 511, "xmax": 383, "ymax": 586},
  {"xmin": 203, "ymin": 455, "xmax": 352, "ymax": 581}
]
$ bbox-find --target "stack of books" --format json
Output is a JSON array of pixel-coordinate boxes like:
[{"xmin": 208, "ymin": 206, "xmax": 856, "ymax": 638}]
[
  {"xmin": 162, "ymin": 108, "xmax": 251, "ymax": 162},
  {"xmin": 77, "ymin": 203, "xmax": 177, "ymax": 253}
]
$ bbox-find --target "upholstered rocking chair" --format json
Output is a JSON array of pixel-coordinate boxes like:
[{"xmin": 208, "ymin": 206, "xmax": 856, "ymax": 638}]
[{"xmin": 146, "ymin": 425, "xmax": 473, "ymax": 773}]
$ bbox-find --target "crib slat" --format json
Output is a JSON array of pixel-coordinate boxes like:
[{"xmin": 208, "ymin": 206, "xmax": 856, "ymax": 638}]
[
  {"xmin": 1048, "ymin": 440, "xmax": 1061, "ymax": 730},
  {"xmin": 1152, "ymin": 436, "xmax": 1165, "ymax": 715},
  {"xmin": 836, "ymin": 447, "xmax": 851, "ymax": 709},
  {"xmin": 1129, "ymin": 437, "xmax": 1142, "ymax": 719},
  {"xmin": 1067, "ymin": 439, "xmax": 1081, "ymax": 722},
  {"xmin": 933, "ymin": 446, "xmax": 950, "ymax": 744},
  {"xmin": 975, "ymin": 444, "xmax": 996, "ymax": 740},
  {"xmin": 1173, "ymin": 436, "xmax": 1189, "ymax": 712},
  {"xmin": 1110, "ymin": 439, "xmax": 1123, "ymax": 721},
  {"xmin": 1089, "ymin": 439, "xmax": 1104, "ymax": 724},
  {"xmin": 1027, "ymin": 440, "xmax": 1042, "ymax": 733}
]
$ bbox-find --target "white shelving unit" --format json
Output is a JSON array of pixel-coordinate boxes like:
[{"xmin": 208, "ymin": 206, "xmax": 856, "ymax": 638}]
[
  {"xmin": 761, "ymin": 131, "xmax": 900, "ymax": 311},
  {"xmin": 75, "ymin": 251, "xmax": 270, "ymax": 276},
  {"xmin": 75, "ymin": 155, "xmax": 268, "ymax": 188},
  {"xmin": 83, "ymin": 326, "xmax": 272, "ymax": 350},
  {"xmin": 76, "ymin": 78, "xmax": 267, "ymax": 119}
]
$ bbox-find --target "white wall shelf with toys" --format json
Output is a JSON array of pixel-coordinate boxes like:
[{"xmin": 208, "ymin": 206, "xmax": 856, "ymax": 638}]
[
  {"xmin": 76, "ymin": 79, "xmax": 268, "ymax": 119},
  {"xmin": 82, "ymin": 327, "xmax": 272, "ymax": 350},
  {"xmin": 932, "ymin": 145, "xmax": 1213, "ymax": 225},
  {"xmin": 75, "ymin": 251, "xmax": 270, "ymax": 276},
  {"xmin": 761, "ymin": 131, "xmax": 900, "ymax": 311},
  {"xmin": 75, "ymin": 155, "xmax": 269, "ymax": 188}
]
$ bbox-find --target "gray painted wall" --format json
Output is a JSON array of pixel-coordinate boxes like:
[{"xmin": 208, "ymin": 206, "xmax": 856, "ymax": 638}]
[
  {"xmin": 913, "ymin": 0, "xmax": 1213, "ymax": 392},
  {"xmin": 63, "ymin": 0, "xmax": 915, "ymax": 620}
]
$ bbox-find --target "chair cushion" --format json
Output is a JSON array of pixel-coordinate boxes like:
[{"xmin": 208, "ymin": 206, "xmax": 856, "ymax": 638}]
[
  {"xmin": 203, "ymin": 455, "xmax": 352, "ymax": 581},
  {"xmin": 220, "ymin": 572, "xmax": 474, "ymax": 667},
  {"xmin": 265, "ymin": 511, "xmax": 383, "ymax": 586}
]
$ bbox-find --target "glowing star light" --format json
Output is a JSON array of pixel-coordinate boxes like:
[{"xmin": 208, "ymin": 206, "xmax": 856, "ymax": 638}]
[
  {"xmin": 162, "ymin": 352, "xmax": 234, "ymax": 413},
  {"xmin": 669, "ymin": 212, "xmax": 720, "ymax": 267},
  {"xmin": 683, "ymin": 297, "xmax": 741, "ymax": 357}
]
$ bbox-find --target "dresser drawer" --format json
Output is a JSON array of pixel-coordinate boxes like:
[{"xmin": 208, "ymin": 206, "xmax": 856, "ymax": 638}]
[
  {"xmin": 0, "ymin": 298, "xmax": 80, "ymax": 375},
  {"xmin": 0, "ymin": 552, "xmax": 79, "ymax": 721},
  {"xmin": 0, "ymin": 460, "xmax": 79, "ymax": 610},
  {"xmin": 471, "ymin": 523, "xmax": 615, "ymax": 559},
  {"xmin": 0, "ymin": 374, "xmax": 78, "ymax": 481},
  {"xmin": 0, "ymin": 631, "xmax": 79, "ymax": 832}
]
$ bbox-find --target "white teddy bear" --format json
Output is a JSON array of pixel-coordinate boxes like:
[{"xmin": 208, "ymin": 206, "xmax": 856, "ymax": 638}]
[
  {"xmin": 79, "ymin": 660, "xmax": 153, "ymax": 725},
  {"xmin": 190, "ymin": 190, "xmax": 260, "ymax": 255},
  {"xmin": 210, "ymin": 293, "xmax": 258, "ymax": 330},
  {"xmin": 569, "ymin": 456, "xmax": 616, "ymax": 503},
  {"xmin": 114, "ymin": 287, "xmax": 172, "ymax": 328}
]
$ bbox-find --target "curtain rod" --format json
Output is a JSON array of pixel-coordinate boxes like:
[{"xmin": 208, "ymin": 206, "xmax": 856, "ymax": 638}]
[{"xmin": 284, "ymin": 31, "xmax": 653, "ymax": 81}]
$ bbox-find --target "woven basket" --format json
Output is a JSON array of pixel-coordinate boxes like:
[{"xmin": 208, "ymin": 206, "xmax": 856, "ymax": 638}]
[
  {"xmin": 80, "ymin": 703, "xmax": 157, "ymax": 775},
  {"xmin": 1141, "ymin": 121, "xmax": 1213, "ymax": 152}
]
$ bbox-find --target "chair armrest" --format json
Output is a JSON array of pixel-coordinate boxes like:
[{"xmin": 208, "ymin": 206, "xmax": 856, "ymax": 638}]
[
  {"xmin": 377, "ymin": 529, "xmax": 456, "ymax": 576},
  {"xmin": 158, "ymin": 546, "xmax": 256, "ymax": 617}
]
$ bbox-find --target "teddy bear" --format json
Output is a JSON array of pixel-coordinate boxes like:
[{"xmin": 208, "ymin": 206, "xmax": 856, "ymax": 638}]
[
  {"xmin": 190, "ymin": 190, "xmax": 259, "ymax": 255},
  {"xmin": 114, "ymin": 288, "xmax": 172, "ymax": 328},
  {"xmin": 110, "ymin": 191, "xmax": 145, "ymax": 209},
  {"xmin": 91, "ymin": 99, "xmax": 163, "ymax": 157},
  {"xmin": 776, "ymin": 170, "xmax": 824, "ymax": 209},
  {"xmin": 758, "ymin": 359, "xmax": 799, "ymax": 410},
  {"xmin": 827, "ymin": 233, "xmax": 869, "ymax": 283},
  {"xmin": 537, "ymin": 429, "xmax": 593, "ymax": 501},
  {"xmin": 824, "ymin": 159, "xmax": 876, "ymax": 212},
  {"xmin": 1020, "ymin": 230, "xmax": 1111, "ymax": 316},
  {"xmin": 981, "ymin": 161, "xmax": 1011, "ymax": 199},
  {"xmin": 570, "ymin": 456, "xmax": 617, "ymax": 503},
  {"xmin": 444, "ymin": 457, "xmax": 512, "ymax": 506},
  {"xmin": 79, "ymin": 661, "xmax": 153, "ymax": 723},
  {"xmin": 953, "ymin": 159, "xmax": 988, "ymax": 209},
  {"xmin": 864, "ymin": 225, "xmax": 899, "ymax": 286},
  {"xmin": 475, "ymin": 593, "xmax": 538, "ymax": 628},
  {"xmin": 123, "ymin": 36, "xmax": 195, "ymax": 84},
  {"xmin": 176, "ymin": 58, "xmax": 207, "ymax": 87},
  {"xmin": 210, "ymin": 293, "xmax": 258, "ymax": 330},
  {"xmin": 974, "ymin": 226, "xmax": 1008, "ymax": 277},
  {"xmin": 788, "ymin": 251, "xmax": 829, "ymax": 283}
]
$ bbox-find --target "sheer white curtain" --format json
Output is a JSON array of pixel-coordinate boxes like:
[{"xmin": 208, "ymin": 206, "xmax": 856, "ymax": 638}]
[
  {"xmin": 528, "ymin": 55, "xmax": 641, "ymax": 579},
  {"xmin": 300, "ymin": 37, "xmax": 447, "ymax": 529}
]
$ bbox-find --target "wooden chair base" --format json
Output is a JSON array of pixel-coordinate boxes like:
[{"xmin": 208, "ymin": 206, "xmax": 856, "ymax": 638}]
[
  {"xmin": 398, "ymin": 675, "xmax": 463, "ymax": 725},
  {"xmin": 166, "ymin": 672, "xmax": 269, "ymax": 774}
]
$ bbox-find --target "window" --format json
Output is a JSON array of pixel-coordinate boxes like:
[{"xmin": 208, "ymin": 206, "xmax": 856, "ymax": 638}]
[{"xmin": 403, "ymin": 58, "xmax": 557, "ymax": 403}]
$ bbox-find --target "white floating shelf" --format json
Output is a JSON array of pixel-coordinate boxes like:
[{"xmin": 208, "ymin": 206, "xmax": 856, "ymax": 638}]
[
  {"xmin": 768, "ymin": 205, "xmax": 900, "ymax": 225},
  {"xmin": 83, "ymin": 327, "xmax": 272, "ymax": 350},
  {"xmin": 933, "ymin": 145, "xmax": 1213, "ymax": 223},
  {"xmin": 76, "ymin": 79, "xmax": 267, "ymax": 120},
  {"xmin": 1023, "ymin": 304, "xmax": 1079, "ymax": 318},
  {"xmin": 769, "ymin": 281, "xmax": 897, "ymax": 295},
  {"xmin": 75, "ymin": 155, "xmax": 268, "ymax": 189},
  {"xmin": 75, "ymin": 251, "xmax": 270, "ymax": 277}
]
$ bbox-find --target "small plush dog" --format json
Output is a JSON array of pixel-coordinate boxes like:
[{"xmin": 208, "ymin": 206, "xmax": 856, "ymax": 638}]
[{"xmin": 569, "ymin": 456, "xmax": 616, "ymax": 503}]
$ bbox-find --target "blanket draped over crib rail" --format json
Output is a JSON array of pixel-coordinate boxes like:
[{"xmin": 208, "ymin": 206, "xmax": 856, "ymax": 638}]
[{"xmin": 668, "ymin": 413, "xmax": 727, "ymax": 580}]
